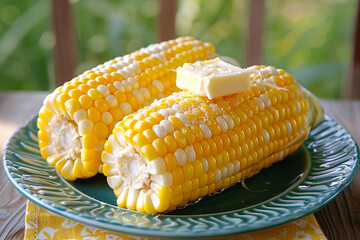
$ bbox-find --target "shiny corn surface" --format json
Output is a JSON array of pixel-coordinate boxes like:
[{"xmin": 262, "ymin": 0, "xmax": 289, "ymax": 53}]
[
  {"xmin": 37, "ymin": 37, "xmax": 216, "ymax": 180},
  {"xmin": 102, "ymin": 65, "xmax": 311, "ymax": 213}
]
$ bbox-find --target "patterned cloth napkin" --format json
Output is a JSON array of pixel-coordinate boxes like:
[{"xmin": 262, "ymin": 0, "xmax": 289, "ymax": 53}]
[{"xmin": 25, "ymin": 200, "xmax": 326, "ymax": 240}]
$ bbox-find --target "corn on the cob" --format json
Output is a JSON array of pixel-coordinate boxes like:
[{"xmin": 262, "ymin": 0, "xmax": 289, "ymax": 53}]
[
  {"xmin": 101, "ymin": 64, "xmax": 323, "ymax": 214},
  {"xmin": 37, "ymin": 37, "xmax": 216, "ymax": 180}
]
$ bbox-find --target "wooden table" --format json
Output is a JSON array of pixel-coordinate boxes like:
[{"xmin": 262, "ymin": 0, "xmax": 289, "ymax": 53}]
[{"xmin": 1, "ymin": 91, "xmax": 359, "ymax": 239}]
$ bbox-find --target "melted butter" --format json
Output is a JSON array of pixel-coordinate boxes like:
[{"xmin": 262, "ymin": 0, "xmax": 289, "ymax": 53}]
[{"xmin": 176, "ymin": 58, "xmax": 251, "ymax": 99}]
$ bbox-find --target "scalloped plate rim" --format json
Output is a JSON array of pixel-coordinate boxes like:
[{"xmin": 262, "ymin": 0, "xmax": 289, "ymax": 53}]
[{"xmin": 3, "ymin": 115, "xmax": 360, "ymax": 239}]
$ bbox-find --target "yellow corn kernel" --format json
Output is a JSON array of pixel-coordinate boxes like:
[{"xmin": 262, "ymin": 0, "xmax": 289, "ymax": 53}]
[
  {"xmin": 164, "ymin": 153, "xmax": 177, "ymax": 171},
  {"xmin": 37, "ymin": 37, "xmax": 215, "ymax": 180},
  {"xmin": 83, "ymin": 132, "xmax": 99, "ymax": 148},
  {"xmin": 100, "ymin": 62, "xmax": 318, "ymax": 214},
  {"xmin": 164, "ymin": 135, "xmax": 177, "ymax": 152},
  {"xmin": 140, "ymin": 144, "xmax": 158, "ymax": 160},
  {"xmin": 172, "ymin": 167, "xmax": 184, "ymax": 184},
  {"xmin": 152, "ymin": 138, "xmax": 167, "ymax": 157}
]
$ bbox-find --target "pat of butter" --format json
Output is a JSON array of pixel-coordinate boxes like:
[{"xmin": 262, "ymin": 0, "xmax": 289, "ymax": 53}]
[{"xmin": 176, "ymin": 58, "xmax": 251, "ymax": 99}]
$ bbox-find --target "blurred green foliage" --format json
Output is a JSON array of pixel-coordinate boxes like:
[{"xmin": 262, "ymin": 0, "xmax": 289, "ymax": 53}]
[{"xmin": 0, "ymin": 0, "xmax": 356, "ymax": 98}]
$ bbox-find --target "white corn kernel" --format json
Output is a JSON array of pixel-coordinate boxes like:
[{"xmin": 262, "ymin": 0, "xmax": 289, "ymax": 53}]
[
  {"xmin": 101, "ymin": 112, "xmax": 112, "ymax": 125},
  {"xmin": 216, "ymin": 116, "xmax": 228, "ymax": 132},
  {"xmin": 214, "ymin": 169, "xmax": 221, "ymax": 183},
  {"xmin": 127, "ymin": 77, "xmax": 139, "ymax": 89},
  {"xmin": 264, "ymin": 77, "xmax": 275, "ymax": 86},
  {"xmin": 201, "ymin": 158, "xmax": 209, "ymax": 172},
  {"xmin": 150, "ymin": 172, "xmax": 173, "ymax": 187},
  {"xmin": 120, "ymin": 102, "xmax": 132, "ymax": 115},
  {"xmin": 185, "ymin": 145, "xmax": 196, "ymax": 162},
  {"xmin": 199, "ymin": 124, "xmax": 212, "ymax": 139},
  {"xmin": 73, "ymin": 109, "xmax": 87, "ymax": 124},
  {"xmin": 150, "ymin": 192, "xmax": 162, "ymax": 212},
  {"xmin": 175, "ymin": 113, "xmax": 190, "ymax": 126},
  {"xmin": 152, "ymin": 80, "xmax": 164, "ymax": 93},
  {"xmin": 159, "ymin": 42, "xmax": 169, "ymax": 50},
  {"xmin": 107, "ymin": 175, "xmax": 123, "ymax": 189},
  {"xmin": 160, "ymin": 119, "xmax": 174, "ymax": 133},
  {"xmin": 262, "ymin": 129, "xmax": 270, "ymax": 144},
  {"xmin": 106, "ymin": 95, "xmax": 118, "ymax": 107},
  {"xmin": 143, "ymin": 192, "xmax": 155, "ymax": 213},
  {"xmin": 227, "ymin": 162, "xmax": 234, "ymax": 177},
  {"xmin": 140, "ymin": 87, "xmax": 151, "ymax": 100},
  {"xmin": 158, "ymin": 108, "xmax": 175, "ymax": 117},
  {"xmin": 273, "ymin": 109, "xmax": 280, "ymax": 120},
  {"xmin": 61, "ymin": 160, "xmax": 74, "ymax": 180},
  {"xmin": 153, "ymin": 124, "xmax": 167, "ymax": 138},
  {"xmin": 134, "ymin": 112, "xmax": 146, "ymax": 120},
  {"xmin": 102, "ymin": 151, "xmax": 114, "ymax": 164},
  {"xmin": 114, "ymin": 81, "xmax": 126, "ymax": 92},
  {"xmin": 254, "ymin": 97, "xmax": 265, "ymax": 110},
  {"xmin": 122, "ymin": 80, "xmax": 132, "ymax": 92},
  {"xmin": 78, "ymin": 119, "xmax": 94, "ymax": 136},
  {"xmin": 264, "ymin": 66, "xmax": 279, "ymax": 76},
  {"xmin": 115, "ymin": 131, "xmax": 126, "ymax": 146},
  {"xmin": 260, "ymin": 94, "xmax": 271, "ymax": 107},
  {"xmin": 132, "ymin": 89, "xmax": 145, "ymax": 105},
  {"xmin": 117, "ymin": 187, "xmax": 129, "ymax": 206},
  {"xmin": 112, "ymin": 63, "xmax": 122, "ymax": 69},
  {"xmin": 136, "ymin": 189, "xmax": 146, "ymax": 211},
  {"xmin": 285, "ymin": 120, "xmax": 292, "ymax": 136},
  {"xmin": 43, "ymin": 93, "xmax": 56, "ymax": 114},
  {"xmin": 106, "ymin": 165, "xmax": 121, "ymax": 176},
  {"xmin": 99, "ymin": 67, "xmax": 109, "ymax": 74},
  {"xmin": 154, "ymin": 53, "xmax": 166, "ymax": 62},
  {"xmin": 47, "ymin": 153, "xmax": 61, "ymax": 165},
  {"xmin": 222, "ymin": 115, "xmax": 234, "ymax": 130},
  {"xmin": 118, "ymin": 69, "xmax": 130, "ymax": 79},
  {"xmin": 234, "ymin": 160, "xmax": 241, "ymax": 174},
  {"xmin": 174, "ymin": 148, "xmax": 187, "ymax": 166},
  {"xmin": 97, "ymin": 85, "xmax": 110, "ymax": 96},
  {"xmin": 147, "ymin": 158, "xmax": 166, "ymax": 174},
  {"xmin": 123, "ymin": 67, "xmax": 135, "ymax": 78},
  {"xmin": 132, "ymin": 62, "xmax": 141, "ymax": 74},
  {"xmin": 126, "ymin": 189, "xmax": 140, "ymax": 209},
  {"xmin": 108, "ymin": 134, "xmax": 123, "ymax": 150}
]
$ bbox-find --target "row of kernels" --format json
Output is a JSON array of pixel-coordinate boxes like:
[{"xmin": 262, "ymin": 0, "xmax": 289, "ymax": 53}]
[
  {"xmin": 111, "ymin": 84, "xmax": 308, "ymax": 212},
  {"xmin": 169, "ymin": 159, "xmax": 241, "ymax": 202},
  {"xmin": 163, "ymin": 44, "xmax": 210, "ymax": 69},
  {"xmin": 162, "ymin": 39, "xmax": 203, "ymax": 61},
  {"xmin": 140, "ymin": 126, "xmax": 248, "ymax": 169},
  {"xmin": 273, "ymin": 73, "xmax": 295, "ymax": 87},
  {"xmin": 40, "ymin": 38, "xmax": 217, "ymax": 183},
  {"xmin": 71, "ymin": 39, "xmax": 207, "ymax": 118},
  {"xmin": 232, "ymin": 92, "xmax": 253, "ymax": 107}
]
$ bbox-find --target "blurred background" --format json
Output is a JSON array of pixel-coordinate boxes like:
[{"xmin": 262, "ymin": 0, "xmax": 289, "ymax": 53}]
[{"xmin": 0, "ymin": 0, "xmax": 357, "ymax": 98}]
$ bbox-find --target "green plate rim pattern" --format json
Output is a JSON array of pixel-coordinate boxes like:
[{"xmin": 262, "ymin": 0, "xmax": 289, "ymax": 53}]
[{"xmin": 3, "ymin": 116, "xmax": 359, "ymax": 239}]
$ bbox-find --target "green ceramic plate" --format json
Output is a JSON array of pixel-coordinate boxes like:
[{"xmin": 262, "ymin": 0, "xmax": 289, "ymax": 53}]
[{"xmin": 3, "ymin": 116, "xmax": 359, "ymax": 239}]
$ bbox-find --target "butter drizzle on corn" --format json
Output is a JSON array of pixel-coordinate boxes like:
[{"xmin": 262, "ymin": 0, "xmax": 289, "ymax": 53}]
[
  {"xmin": 101, "ymin": 65, "xmax": 319, "ymax": 214},
  {"xmin": 37, "ymin": 37, "xmax": 216, "ymax": 180}
]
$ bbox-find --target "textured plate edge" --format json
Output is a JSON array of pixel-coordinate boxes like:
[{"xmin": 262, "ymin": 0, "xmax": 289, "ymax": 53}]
[{"xmin": 2, "ymin": 115, "xmax": 360, "ymax": 239}]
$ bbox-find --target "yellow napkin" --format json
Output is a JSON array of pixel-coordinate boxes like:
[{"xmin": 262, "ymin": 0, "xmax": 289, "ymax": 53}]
[{"xmin": 25, "ymin": 200, "xmax": 326, "ymax": 240}]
